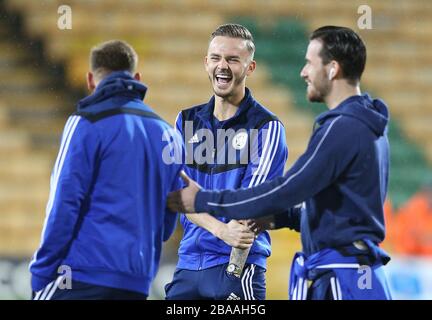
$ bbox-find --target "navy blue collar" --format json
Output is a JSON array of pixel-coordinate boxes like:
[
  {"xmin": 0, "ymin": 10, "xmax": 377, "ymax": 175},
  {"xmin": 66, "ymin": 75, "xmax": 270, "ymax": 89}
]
[
  {"xmin": 78, "ymin": 71, "xmax": 147, "ymax": 111},
  {"xmin": 196, "ymin": 87, "xmax": 254, "ymax": 123},
  {"xmin": 314, "ymin": 93, "xmax": 389, "ymax": 136},
  {"xmin": 315, "ymin": 94, "xmax": 374, "ymax": 124}
]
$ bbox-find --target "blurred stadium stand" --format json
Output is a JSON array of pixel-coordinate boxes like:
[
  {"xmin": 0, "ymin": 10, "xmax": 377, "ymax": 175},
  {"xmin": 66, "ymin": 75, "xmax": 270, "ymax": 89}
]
[{"xmin": 0, "ymin": 0, "xmax": 431, "ymax": 299}]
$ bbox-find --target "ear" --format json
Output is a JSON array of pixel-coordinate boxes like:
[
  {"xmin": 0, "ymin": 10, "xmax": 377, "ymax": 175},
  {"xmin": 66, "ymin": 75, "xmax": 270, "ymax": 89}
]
[
  {"xmin": 204, "ymin": 55, "xmax": 209, "ymax": 73},
  {"xmin": 87, "ymin": 72, "xmax": 96, "ymax": 92},
  {"xmin": 133, "ymin": 72, "xmax": 141, "ymax": 81},
  {"xmin": 328, "ymin": 61, "xmax": 340, "ymax": 81},
  {"xmin": 246, "ymin": 60, "xmax": 256, "ymax": 76}
]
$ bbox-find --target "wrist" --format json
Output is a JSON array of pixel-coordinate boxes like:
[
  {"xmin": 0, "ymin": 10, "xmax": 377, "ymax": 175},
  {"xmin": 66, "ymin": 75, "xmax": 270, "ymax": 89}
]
[{"xmin": 212, "ymin": 221, "xmax": 225, "ymax": 239}]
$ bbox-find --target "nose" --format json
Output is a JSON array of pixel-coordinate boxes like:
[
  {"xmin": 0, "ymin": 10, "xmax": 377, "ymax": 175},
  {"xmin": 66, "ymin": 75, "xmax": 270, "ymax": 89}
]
[
  {"xmin": 217, "ymin": 58, "xmax": 229, "ymax": 70},
  {"xmin": 300, "ymin": 66, "xmax": 307, "ymax": 79}
]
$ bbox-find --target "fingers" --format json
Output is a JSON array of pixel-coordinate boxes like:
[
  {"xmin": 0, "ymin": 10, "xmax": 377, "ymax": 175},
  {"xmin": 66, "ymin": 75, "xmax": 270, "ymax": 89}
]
[
  {"xmin": 232, "ymin": 236, "xmax": 254, "ymax": 249},
  {"xmin": 238, "ymin": 219, "xmax": 254, "ymax": 226},
  {"xmin": 236, "ymin": 243, "xmax": 253, "ymax": 250},
  {"xmin": 237, "ymin": 219, "xmax": 248, "ymax": 225},
  {"xmin": 180, "ymin": 170, "xmax": 203, "ymax": 189},
  {"xmin": 233, "ymin": 226, "xmax": 255, "ymax": 239},
  {"xmin": 238, "ymin": 219, "xmax": 258, "ymax": 233},
  {"xmin": 180, "ymin": 170, "xmax": 190, "ymax": 186},
  {"xmin": 247, "ymin": 221, "xmax": 258, "ymax": 232},
  {"xmin": 224, "ymin": 220, "xmax": 257, "ymax": 248},
  {"xmin": 167, "ymin": 192, "xmax": 175, "ymax": 211},
  {"xmin": 232, "ymin": 222, "xmax": 257, "ymax": 238},
  {"xmin": 243, "ymin": 220, "xmax": 264, "ymax": 235},
  {"xmin": 239, "ymin": 223, "xmax": 259, "ymax": 235},
  {"xmin": 239, "ymin": 230, "xmax": 255, "ymax": 241},
  {"xmin": 167, "ymin": 191, "xmax": 184, "ymax": 212}
]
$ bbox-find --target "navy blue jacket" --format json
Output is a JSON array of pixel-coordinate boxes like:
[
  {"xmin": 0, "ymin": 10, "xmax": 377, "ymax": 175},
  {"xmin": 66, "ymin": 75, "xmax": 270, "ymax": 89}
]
[
  {"xmin": 195, "ymin": 94, "xmax": 390, "ymax": 256},
  {"xmin": 29, "ymin": 71, "xmax": 184, "ymax": 295},
  {"xmin": 176, "ymin": 88, "xmax": 288, "ymax": 270}
]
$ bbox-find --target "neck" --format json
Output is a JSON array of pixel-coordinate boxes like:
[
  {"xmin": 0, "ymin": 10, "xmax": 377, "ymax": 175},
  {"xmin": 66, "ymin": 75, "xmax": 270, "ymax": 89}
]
[
  {"xmin": 213, "ymin": 87, "xmax": 245, "ymax": 121},
  {"xmin": 325, "ymin": 81, "xmax": 361, "ymax": 110}
]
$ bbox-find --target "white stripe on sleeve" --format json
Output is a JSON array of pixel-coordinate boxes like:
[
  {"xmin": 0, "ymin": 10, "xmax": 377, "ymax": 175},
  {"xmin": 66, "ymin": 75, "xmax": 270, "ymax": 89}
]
[
  {"xmin": 241, "ymin": 265, "xmax": 252, "ymax": 300},
  {"xmin": 52, "ymin": 116, "xmax": 75, "ymax": 176},
  {"xmin": 207, "ymin": 116, "xmax": 342, "ymax": 208},
  {"xmin": 336, "ymin": 277, "xmax": 343, "ymax": 300},
  {"xmin": 30, "ymin": 116, "xmax": 81, "ymax": 268},
  {"xmin": 256, "ymin": 122, "xmax": 281, "ymax": 185},
  {"xmin": 330, "ymin": 277, "xmax": 338, "ymax": 300},
  {"xmin": 249, "ymin": 264, "xmax": 256, "ymax": 300},
  {"xmin": 248, "ymin": 121, "xmax": 275, "ymax": 187}
]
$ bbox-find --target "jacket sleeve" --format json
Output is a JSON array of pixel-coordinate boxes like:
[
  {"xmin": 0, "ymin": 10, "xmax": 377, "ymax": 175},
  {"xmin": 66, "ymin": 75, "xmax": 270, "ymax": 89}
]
[
  {"xmin": 174, "ymin": 111, "xmax": 183, "ymax": 136},
  {"xmin": 163, "ymin": 166, "xmax": 182, "ymax": 241},
  {"xmin": 162, "ymin": 121, "xmax": 185, "ymax": 241},
  {"xmin": 29, "ymin": 115, "xmax": 99, "ymax": 291},
  {"xmin": 195, "ymin": 116, "xmax": 357, "ymax": 219},
  {"xmin": 273, "ymin": 204, "xmax": 303, "ymax": 231}
]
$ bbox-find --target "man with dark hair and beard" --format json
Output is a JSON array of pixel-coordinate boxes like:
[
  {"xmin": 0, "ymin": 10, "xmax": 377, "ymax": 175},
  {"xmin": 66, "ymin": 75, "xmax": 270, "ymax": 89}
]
[
  {"xmin": 168, "ymin": 26, "xmax": 393, "ymax": 300},
  {"xmin": 165, "ymin": 23, "xmax": 288, "ymax": 300}
]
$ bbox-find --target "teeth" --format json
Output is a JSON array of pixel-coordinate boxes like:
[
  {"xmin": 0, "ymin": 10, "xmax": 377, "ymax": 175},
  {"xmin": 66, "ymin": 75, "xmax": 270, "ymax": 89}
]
[{"xmin": 216, "ymin": 75, "xmax": 231, "ymax": 79}]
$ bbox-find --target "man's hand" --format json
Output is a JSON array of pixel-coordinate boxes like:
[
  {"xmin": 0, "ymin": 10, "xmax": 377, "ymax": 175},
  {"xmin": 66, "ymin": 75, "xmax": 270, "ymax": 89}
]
[
  {"xmin": 243, "ymin": 216, "xmax": 276, "ymax": 235},
  {"xmin": 215, "ymin": 220, "xmax": 255, "ymax": 249},
  {"xmin": 167, "ymin": 171, "xmax": 201, "ymax": 213}
]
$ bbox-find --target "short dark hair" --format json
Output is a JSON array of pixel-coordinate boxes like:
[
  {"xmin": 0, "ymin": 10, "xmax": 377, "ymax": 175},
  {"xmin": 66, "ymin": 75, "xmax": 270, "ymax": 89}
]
[
  {"xmin": 310, "ymin": 26, "xmax": 366, "ymax": 84},
  {"xmin": 210, "ymin": 23, "xmax": 255, "ymax": 55},
  {"xmin": 90, "ymin": 40, "xmax": 138, "ymax": 75}
]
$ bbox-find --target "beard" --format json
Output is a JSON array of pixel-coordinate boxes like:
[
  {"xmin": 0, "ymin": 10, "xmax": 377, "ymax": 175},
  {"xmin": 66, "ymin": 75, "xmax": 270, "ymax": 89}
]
[{"xmin": 306, "ymin": 73, "xmax": 331, "ymax": 103}]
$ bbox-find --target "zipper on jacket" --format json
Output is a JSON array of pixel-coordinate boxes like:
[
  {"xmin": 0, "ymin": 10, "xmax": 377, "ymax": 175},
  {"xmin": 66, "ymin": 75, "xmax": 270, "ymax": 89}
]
[
  {"xmin": 195, "ymin": 230, "xmax": 203, "ymax": 270},
  {"xmin": 198, "ymin": 253, "xmax": 203, "ymax": 271}
]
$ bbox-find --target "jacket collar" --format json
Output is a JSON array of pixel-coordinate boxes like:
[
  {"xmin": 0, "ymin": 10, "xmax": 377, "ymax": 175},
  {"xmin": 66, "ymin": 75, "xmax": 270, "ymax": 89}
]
[
  {"xmin": 77, "ymin": 71, "xmax": 147, "ymax": 111},
  {"xmin": 314, "ymin": 93, "xmax": 389, "ymax": 136},
  {"xmin": 196, "ymin": 87, "xmax": 254, "ymax": 124}
]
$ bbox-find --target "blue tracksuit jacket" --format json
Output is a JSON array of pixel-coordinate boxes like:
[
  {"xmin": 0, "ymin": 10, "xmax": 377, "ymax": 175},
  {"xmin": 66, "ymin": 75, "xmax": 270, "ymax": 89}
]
[
  {"xmin": 195, "ymin": 93, "xmax": 390, "ymax": 256},
  {"xmin": 29, "ymin": 71, "xmax": 184, "ymax": 295},
  {"xmin": 176, "ymin": 88, "xmax": 288, "ymax": 270}
]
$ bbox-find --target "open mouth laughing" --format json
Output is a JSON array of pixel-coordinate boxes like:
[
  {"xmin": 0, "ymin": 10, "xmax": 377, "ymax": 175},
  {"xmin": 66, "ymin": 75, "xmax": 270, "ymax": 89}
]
[{"xmin": 215, "ymin": 73, "xmax": 233, "ymax": 88}]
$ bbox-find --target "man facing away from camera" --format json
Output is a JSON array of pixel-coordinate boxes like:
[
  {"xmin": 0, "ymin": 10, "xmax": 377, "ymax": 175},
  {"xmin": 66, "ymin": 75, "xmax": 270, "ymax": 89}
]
[
  {"xmin": 30, "ymin": 40, "xmax": 184, "ymax": 300},
  {"xmin": 168, "ymin": 26, "xmax": 393, "ymax": 300}
]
